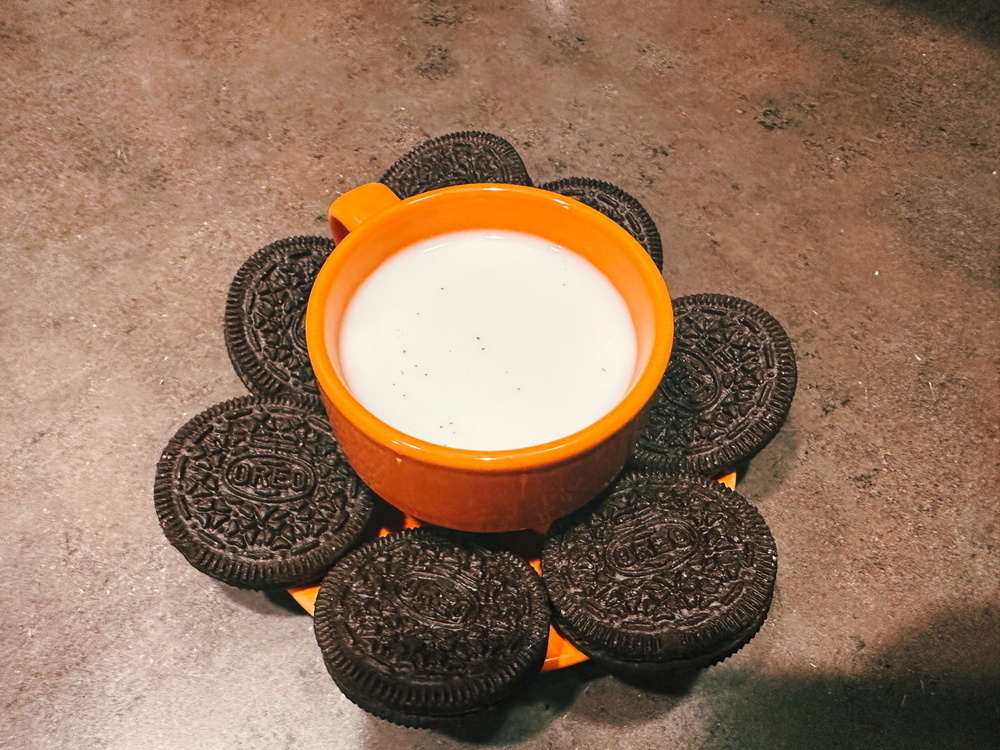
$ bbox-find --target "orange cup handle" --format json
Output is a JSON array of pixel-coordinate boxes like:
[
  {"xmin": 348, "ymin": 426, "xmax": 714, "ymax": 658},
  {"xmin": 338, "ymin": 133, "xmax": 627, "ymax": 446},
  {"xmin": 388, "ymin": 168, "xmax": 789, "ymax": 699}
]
[{"xmin": 328, "ymin": 183, "xmax": 401, "ymax": 243}]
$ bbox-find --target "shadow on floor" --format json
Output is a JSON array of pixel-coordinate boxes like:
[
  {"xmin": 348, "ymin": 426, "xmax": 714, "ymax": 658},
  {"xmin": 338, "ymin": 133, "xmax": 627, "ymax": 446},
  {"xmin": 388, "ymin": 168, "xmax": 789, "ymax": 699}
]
[
  {"xmin": 358, "ymin": 601, "xmax": 998, "ymax": 747},
  {"xmin": 875, "ymin": 0, "xmax": 999, "ymax": 48},
  {"xmin": 214, "ymin": 582, "xmax": 310, "ymax": 617},
  {"xmin": 701, "ymin": 600, "xmax": 1000, "ymax": 749}
]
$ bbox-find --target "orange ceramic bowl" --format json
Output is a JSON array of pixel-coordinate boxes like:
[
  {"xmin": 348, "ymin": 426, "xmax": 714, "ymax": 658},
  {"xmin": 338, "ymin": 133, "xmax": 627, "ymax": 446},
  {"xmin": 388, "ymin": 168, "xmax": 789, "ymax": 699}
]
[{"xmin": 305, "ymin": 182, "xmax": 672, "ymax": 532}]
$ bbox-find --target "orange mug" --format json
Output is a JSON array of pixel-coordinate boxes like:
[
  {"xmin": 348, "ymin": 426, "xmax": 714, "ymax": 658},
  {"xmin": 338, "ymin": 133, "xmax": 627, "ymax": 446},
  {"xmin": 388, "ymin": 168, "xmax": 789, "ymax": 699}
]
[{"xmin": 305, "ymin": 182, "xmax": 672, "ymax": 532}]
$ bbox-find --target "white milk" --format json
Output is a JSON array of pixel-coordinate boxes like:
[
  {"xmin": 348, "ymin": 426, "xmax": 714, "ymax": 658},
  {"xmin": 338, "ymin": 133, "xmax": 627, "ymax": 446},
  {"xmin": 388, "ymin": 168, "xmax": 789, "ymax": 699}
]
[{"xmin": 336, "ymin": 229, "xmax": 638, "ymax": 451}]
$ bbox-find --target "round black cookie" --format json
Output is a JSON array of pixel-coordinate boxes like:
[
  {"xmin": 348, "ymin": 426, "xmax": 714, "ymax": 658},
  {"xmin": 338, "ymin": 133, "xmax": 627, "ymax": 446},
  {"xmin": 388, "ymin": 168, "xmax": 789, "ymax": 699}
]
[
  {"xmin": 542, "ymin": 471, "xmax": 777, "ymax": 673},
  {"xmin": 314, "ymin": 528, "xmax": 550, "ymax": 728},
  {"xmin": 539, "ymin": 177, "xmax": 663, "ymax": 269},
  {"xmin": 154, "ymin": 396, "xmax": 375, "ymax": 589},
  {"xmin": 224, "ymin": 236, "xmax": 333, "ymax": 400},
  {"xmin": 632, "ymin": 293, "xmax": 797, "ymax": 476},
  {"xmin": 379, "ymin": 131, "xmax": 533, "ymax": 199}
]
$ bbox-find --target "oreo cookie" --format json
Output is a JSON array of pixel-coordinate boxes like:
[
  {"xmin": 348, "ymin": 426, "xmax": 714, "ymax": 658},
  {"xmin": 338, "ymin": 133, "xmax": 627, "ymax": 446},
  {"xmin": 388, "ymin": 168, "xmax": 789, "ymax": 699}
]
[
  {"xmin": 313, "ymin": 528, "xmax": 550, "ymax": 727},
  {"xmin": 380, "ymin": 131, "xmax": 532, "ymax": 199},
  {"xmin": 542, "ymin": 471, "xmax": 777, "ymax": 674},
  {"xmin": 154, "ymin": 396, "xmax": 375, "ymax": 589},
  {"xmin": 224, "ymin": 236, "xmax": 333, "ymax": 400},
  {"xmin": 539, "ymin": 177, "xmax": 663, "ymax": 269},
  {"xmin": 632, "ymin": 293, "xmax": 797, "ymax": 476}
]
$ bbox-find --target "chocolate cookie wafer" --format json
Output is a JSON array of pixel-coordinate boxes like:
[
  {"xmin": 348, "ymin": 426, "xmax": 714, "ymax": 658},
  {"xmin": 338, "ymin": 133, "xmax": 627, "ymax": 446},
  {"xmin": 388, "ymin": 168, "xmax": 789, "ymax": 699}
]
[
  {"xmin": 224, "ymin": 236, "xmax": 333, "ymax": 400},
  {"xmin": 542, "ymin": 471, "xmax": 777, "ymax": 674},
  {"xmin": 380, "ymin": 131, "xmax": 532, "ymax": 199},
  {"xmin": 539, "ymin": 177, "xmax": 663, "ymax": 269},
  {"xmin": 632, "ymin": 293, "xmax": 797, "ymax": 476},
  {"xmin": 154, "ymin": 396, "xmax": 375, "ymax": 589},
  {"xmin": 314, "ymin": 528, "xmax": 550, "ymax": 728}
]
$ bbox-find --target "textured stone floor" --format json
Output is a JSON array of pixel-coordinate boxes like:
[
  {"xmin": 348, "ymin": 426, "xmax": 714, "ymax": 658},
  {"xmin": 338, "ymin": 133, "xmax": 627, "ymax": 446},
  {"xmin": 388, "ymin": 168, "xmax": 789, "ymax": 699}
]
[{"xmin": 1, "ymin": 1, "xmax": 997, "ymax": 748}]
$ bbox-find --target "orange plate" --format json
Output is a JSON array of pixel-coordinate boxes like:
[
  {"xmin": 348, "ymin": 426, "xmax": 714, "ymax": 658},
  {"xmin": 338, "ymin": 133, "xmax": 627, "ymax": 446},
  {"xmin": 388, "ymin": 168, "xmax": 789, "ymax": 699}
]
[{"xmin": 289, "ymin": 471, "xmax": 737, "ymax": 672}]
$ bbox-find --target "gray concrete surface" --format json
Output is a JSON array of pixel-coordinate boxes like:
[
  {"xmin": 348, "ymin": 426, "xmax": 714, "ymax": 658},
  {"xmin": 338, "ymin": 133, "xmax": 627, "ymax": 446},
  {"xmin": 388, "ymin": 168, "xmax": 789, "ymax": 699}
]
[{"xmin": 2, "ymin": 1, "xmax": 998, "ymax": 748}]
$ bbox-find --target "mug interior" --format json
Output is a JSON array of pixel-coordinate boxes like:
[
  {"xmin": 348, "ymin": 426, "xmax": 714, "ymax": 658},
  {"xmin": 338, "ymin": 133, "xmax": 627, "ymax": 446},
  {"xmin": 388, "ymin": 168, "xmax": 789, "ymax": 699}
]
[{"xmin": 306, "ymin": 184, "xmax": 671, "ymax": 468}]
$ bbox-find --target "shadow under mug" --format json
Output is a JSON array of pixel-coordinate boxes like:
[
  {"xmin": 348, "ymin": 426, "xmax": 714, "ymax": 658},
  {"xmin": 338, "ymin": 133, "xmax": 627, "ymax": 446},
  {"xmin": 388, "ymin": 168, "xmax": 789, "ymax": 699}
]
[{"xmin": 305, "ymin": 182, "xmax": 672, "ymax": 532}]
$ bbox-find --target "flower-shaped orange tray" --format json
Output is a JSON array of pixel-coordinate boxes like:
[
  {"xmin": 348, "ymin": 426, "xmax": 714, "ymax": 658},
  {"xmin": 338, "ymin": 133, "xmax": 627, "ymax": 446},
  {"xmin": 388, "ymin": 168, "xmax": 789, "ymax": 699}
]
[{"xmin": 288, "ymin": 471, "xmax": 737, "ymax": 672}]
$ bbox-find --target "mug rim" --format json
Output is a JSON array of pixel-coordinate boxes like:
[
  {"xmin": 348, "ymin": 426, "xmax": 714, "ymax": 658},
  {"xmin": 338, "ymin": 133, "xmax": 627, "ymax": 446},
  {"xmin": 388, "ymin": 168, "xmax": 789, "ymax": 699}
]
[{"xmin": 305, "ymin": 183, "xmax": 672, "ymax": 473}]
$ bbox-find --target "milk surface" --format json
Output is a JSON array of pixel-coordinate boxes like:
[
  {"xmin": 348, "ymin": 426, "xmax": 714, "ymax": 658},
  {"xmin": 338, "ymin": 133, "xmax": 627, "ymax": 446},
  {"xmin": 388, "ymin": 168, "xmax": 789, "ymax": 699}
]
[{"xmin": 337, "ymin": 229, "xmax": 638, "ymax": 451}]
